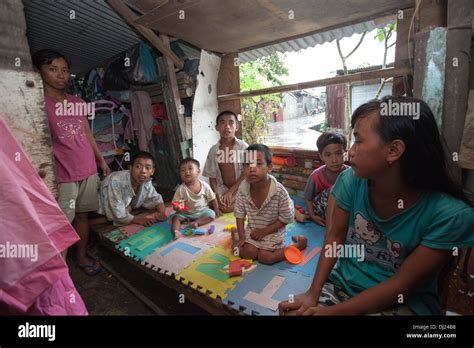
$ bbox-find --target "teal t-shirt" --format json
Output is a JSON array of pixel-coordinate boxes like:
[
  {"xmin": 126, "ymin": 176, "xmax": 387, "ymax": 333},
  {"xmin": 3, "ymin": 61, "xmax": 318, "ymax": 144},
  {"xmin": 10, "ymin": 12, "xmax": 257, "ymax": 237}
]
[{"xmin": 328, "ymin": 168, "xmax": 474, "ymax": 315}]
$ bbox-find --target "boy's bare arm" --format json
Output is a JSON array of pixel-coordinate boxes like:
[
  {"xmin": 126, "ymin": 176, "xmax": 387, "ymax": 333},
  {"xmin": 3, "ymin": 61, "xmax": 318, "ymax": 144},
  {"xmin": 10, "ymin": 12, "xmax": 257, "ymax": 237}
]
[
  {"xmin": 209, "ymin": 178, "xmax": 218, "ymax": 194},
  {"xmin": 250, "ymin": 220, "xmax": 286, "ymax": 240},
  {"xmin": 209, "ymin": 198, "xmax": 220, "ymax": 215}
]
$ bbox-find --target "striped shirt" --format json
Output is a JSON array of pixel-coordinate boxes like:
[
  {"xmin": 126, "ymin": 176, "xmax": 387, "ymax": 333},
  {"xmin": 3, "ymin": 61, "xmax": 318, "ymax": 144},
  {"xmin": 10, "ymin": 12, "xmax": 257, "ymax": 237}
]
[{"xmin": 234, "ymin": 174, "xmax": 294, "ymax": 251}]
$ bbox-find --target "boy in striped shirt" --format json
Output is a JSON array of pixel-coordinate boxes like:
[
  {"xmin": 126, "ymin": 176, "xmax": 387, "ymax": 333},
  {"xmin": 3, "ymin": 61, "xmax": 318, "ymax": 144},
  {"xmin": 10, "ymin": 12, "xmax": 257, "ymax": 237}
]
[{"xmin": 233, "ymin": 144, "xmax": 307, "ymax": 264}]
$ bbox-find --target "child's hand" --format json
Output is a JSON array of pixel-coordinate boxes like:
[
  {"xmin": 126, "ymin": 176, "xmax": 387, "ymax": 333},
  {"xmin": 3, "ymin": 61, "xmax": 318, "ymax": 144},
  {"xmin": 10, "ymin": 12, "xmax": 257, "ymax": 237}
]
[
  {"xmin": 153, "ymin": 211, "xmax": 167, "ymax": 221},
  {"xmin": 278, "ymin": 290, "xmax": 318, "ymax": 316},
  {"xmin": 311, "ymin": 214, "xmax": 326, "ymax": 227},
  {"xmin": 133, "ymin": 215, "xmax": 157, "ymax": 227},
  {"xmin": 250, "ymin": 228, "xmax": 269, "ymax": 240}
]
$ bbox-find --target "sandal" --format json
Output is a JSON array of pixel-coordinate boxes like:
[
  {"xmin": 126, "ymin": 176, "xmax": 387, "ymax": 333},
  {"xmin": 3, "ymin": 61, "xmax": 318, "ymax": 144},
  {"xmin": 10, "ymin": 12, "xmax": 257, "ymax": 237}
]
[{"xmin": 77, "ymin": 257, "xmax": 102, "ymax": 276}]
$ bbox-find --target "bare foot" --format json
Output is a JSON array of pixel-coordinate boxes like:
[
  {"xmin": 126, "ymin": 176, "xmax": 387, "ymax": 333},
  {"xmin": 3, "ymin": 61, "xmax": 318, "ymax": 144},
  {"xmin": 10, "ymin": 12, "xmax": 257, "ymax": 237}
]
[
  {"xmin": 189, "ymin": 221, "xmax": 199, "ymax": 228},
  {"xmin": 292, "ymin": 235, "xmax": 308, "ymax": 250},
  {"xmin": 173, "ymin": 230, "xmax": 181, "ymax": 239}
]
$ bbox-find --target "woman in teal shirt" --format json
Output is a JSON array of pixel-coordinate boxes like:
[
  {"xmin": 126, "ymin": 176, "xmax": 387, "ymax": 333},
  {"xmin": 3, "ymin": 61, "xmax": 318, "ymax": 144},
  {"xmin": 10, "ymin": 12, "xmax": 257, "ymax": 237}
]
[{"xmin": 279, "ymin": 96, "xmax": 474, "ymax": 315}]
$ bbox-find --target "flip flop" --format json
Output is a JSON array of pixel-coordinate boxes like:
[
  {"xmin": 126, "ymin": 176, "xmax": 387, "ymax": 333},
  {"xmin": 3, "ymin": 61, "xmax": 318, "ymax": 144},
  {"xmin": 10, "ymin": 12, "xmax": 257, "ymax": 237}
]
[{"xmin": 77, "ymin": 258, "xmax": 101, "ymax": 276}]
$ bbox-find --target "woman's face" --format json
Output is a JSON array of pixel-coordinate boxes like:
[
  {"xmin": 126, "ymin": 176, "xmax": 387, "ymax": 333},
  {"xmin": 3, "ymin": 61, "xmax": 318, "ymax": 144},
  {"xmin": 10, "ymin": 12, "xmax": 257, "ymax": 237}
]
[
  {"xmin": 348, "ymin": 112, "xmax": 390, "ymax": 179},
  {"xmin": 39, "ymin": 57, "xmax": 70, "ymax": 91}
]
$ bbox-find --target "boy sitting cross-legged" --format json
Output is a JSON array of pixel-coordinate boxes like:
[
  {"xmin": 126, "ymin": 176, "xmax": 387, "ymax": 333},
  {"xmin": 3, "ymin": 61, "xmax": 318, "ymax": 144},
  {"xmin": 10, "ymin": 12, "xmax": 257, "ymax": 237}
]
[{"xmin": 232, "ymin": 144, "xmax": 307, "ymax": 265}]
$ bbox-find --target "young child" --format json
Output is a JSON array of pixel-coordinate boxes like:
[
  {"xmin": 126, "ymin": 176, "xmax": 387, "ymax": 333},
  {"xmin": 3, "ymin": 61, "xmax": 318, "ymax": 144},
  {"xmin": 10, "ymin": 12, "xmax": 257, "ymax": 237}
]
[
  {"xmin": 171, "ymin": 158, "xmax": 219, "ymax": 239},
  {"xmin": 33, "ymin": 49, "xmax": 109, "ymax": 275},
  {"xmin": 233, "ymin": 144, "xmax": 307, "ymax": 265},
  {"xmin": 203, "ymin": 110, "xmax": 248, "ymax": 214},
  {"xmin": 98, "ymin": 151, "xmax": 167, "ymax": 226},
  {"xmin": 279, "ymin": 96, "xmax": 474, "ymax": 316},
  {"xmin": 304, "ymin": 132, "xmax": 349, "ymax": 226}
]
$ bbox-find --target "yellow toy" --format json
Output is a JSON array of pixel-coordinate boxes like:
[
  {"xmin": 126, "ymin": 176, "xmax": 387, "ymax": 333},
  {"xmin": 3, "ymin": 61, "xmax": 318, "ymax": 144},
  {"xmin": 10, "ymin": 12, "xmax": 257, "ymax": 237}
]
[{"xmin": 223, "ymin": 224, "xmax": 236, "ymax": 232}]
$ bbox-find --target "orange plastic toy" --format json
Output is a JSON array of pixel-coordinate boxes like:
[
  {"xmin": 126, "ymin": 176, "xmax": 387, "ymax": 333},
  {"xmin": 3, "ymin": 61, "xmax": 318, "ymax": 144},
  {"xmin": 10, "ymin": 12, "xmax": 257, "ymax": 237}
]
[{"xmin": 284, "ymin": 245, "xmax": 303, "ymax": 264}]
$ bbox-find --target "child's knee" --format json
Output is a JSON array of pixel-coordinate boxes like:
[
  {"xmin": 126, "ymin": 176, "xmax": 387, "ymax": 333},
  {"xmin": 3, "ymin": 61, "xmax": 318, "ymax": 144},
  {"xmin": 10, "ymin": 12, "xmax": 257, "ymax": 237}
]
[
  {"xmin": 240, "ymin": 244, "xmax": 258, "ymax": 259},
  {"xmin": 258, "ymin": 250, "xmax": 278, "ymax": 265}
]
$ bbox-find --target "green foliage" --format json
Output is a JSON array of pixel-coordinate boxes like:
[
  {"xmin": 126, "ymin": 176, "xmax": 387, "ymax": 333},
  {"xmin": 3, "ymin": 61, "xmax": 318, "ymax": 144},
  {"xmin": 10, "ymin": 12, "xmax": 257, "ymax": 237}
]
[
  {"xmin": 375, "ymin": 23, "xmax": 397, "ymax": 44},
  {"xmin": 239, "ymin": 52, "xmax": 288, "ymax": 144}
]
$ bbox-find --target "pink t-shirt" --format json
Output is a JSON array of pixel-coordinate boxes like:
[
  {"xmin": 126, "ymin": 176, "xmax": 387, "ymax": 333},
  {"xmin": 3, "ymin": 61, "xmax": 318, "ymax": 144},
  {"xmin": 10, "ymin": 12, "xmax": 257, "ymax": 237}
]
[{"xmin": 45, "ymin": 94, "xmax": 97, "ymax": 183}]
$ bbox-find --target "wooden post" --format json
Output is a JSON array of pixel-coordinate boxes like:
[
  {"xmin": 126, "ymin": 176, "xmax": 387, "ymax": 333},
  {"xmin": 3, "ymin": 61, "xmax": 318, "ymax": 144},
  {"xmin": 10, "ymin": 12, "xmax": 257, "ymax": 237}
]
[
  {"xmin": 0, "ymin": 0, "xmax": 57, "ymax": 196},
  {"xmin": 217, "ymin": 53, "xmax": 242, "ymax": 138},
  {"xmin": 107, "ymin": 0, "xmax": 184, "ymax": 70},
  {"xmin": 392, "ymin": 7, "xmax": 414, "ymax": 96},
  {"xmin": 442, "ymin": 0, "xmax": 472, "ymax": 184}
]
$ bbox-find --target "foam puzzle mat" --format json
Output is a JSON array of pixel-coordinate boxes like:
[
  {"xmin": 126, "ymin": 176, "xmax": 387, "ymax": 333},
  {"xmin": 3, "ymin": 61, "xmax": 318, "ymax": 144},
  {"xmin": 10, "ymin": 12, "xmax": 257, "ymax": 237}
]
[{"xmin": 104, "ymin": 197, "xmax": 325, "ymax": 314}]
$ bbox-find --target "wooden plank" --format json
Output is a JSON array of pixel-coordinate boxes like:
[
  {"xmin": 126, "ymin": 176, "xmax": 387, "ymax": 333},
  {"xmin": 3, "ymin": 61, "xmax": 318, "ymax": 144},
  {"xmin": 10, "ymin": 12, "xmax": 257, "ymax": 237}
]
[
  {"xmin": 218, "ymin": 67, "xmax": 411, "ymax": 101},
  {"xmin": 442, "ymin": 0, "xmax": 472, "ymax": 183},
  {"xmin": 392, "ymin": 7, "xmax": 414, "ymax": 96},
  {"xmin": 107, "ymin": 0, "xmax": 184, "ymax": 69},
  {"xmin": 0, "ymin": 70, "xmax": 58, "ymax": 196},
  {"xmin": 217, "ymin": 52, "xmax": 242, "ymax": 137}
]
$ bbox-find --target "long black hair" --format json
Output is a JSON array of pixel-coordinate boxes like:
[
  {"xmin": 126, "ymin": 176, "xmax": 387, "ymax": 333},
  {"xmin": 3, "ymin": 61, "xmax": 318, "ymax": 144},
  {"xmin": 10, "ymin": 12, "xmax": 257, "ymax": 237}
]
[
  {"xmin": 32, "ymin": 49, "xmax": 70, "ymax": 70},
  {"xmin": 351, "ymin": 95, "xmax": 470, "ymax": 206}
]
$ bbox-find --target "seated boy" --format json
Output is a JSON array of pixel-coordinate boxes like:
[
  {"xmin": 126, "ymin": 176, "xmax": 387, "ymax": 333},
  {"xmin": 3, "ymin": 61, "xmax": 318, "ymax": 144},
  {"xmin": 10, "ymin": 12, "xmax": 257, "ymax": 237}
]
[
  {"xmin": 171, "ymin": 158, "xmax": 219, "ymax": 239},
  {"xmin": 304, "ymin": 132, "xmax": 349, "ymax": 226},
  {"xmin": 232, "ymin": 144, "xmax": 307, "ymax": 265},
  {"xmin": 203, "ymin": 110, "xmax": 248, "ymax": 214},
  {"xmin": 98, "ymin": 151, "xmax": 167, "ymax": 226}
]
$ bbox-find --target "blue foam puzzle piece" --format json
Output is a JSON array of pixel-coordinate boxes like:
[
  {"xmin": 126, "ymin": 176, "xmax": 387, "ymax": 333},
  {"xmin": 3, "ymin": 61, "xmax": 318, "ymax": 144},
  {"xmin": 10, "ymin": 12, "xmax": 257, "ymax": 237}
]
[
  {"xmin": 223, "ymin": 264, "xmax": 312, "ymax": 315},
  {"xmin": 159, "ymin": 241, "xmax": 201, "ymax": 257},
  {"xmin": 116, "ymin": 222, "xmax": 173, "ymax": 261},
  {"xmin": 192, "ymin": 228, "xmax": 206, "ymax": 235},
  {"xmin": 277, "ymin": 222, "xmax": 325, "ymax": 276}
]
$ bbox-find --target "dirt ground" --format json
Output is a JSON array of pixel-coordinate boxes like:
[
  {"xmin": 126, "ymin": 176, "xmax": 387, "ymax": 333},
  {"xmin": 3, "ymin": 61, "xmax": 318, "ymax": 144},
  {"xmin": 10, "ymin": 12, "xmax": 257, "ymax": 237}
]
[{"xmin": 66, "ymin": 236, "xmax": 208, "ymax": 315}]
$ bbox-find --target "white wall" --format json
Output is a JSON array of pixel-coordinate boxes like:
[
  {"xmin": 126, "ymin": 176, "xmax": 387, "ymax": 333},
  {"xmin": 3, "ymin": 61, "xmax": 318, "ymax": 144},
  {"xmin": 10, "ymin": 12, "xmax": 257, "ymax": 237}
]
[{"xmin": 192, "ymin": 50, "xmax": 221, "ymax": 182}]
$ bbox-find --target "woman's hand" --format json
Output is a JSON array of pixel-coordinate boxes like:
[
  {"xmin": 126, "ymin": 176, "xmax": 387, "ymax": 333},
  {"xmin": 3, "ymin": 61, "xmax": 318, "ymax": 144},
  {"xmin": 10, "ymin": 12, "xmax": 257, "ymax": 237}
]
[{"xmin": 278, "ymin": 290, "xmax": 318, "ymax": 316}]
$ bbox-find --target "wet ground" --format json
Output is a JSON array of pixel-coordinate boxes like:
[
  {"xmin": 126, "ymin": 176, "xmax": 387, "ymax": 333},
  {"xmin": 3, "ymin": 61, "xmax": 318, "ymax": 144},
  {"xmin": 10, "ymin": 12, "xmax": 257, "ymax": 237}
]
[{"xmin": 266, "ymin": 113, "xmax": 325, "ymax": 149}]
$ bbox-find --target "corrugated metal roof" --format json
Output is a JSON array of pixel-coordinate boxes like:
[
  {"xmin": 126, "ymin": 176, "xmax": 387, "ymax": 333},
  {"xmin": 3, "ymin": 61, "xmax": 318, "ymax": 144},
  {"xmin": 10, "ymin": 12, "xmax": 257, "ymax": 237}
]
[
  {"xmin": 239, "ymin": 18, "xmax": 394, "ymax": 63},
  {"xmin": 24, "ymin": 0, "xmax": 143, "ymax": 74}
]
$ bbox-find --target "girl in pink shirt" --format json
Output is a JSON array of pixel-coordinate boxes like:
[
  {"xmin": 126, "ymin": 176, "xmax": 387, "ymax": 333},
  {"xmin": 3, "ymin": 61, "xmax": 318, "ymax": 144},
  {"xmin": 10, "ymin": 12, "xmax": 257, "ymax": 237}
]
[{"xmin": 33, "ymin": 49, "xmax": 109, "ymax": 275}]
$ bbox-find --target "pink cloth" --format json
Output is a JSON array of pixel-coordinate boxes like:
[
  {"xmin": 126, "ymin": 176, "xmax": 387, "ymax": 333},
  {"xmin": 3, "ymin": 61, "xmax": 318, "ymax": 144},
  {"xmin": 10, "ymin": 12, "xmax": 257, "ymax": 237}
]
[
  {"xmin": 0, "ymin": 118, "xmax": 87, "ymax": 315},
  {"xmin": 45, "ymin": 94, "xmax": 97, "ymax": 183}
]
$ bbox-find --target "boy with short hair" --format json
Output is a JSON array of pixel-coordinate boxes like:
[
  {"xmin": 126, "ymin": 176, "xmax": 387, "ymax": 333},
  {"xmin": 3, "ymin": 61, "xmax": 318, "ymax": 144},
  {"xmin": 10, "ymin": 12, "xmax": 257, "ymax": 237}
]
[
  {"xmin": 203, "ymin": 110, "xmax": 248, "ymax": 214},
  {"xmin": 233, "ymin": 144, "xmax": 307, "ymax": 265},
  {"xmin": 171, "ymin": 158, "xmax": 219, "ymax": 239},
  {"xmin": 304, "ymin": 132, "xmax": 349, "ymax": 226},
  {"xmin": 98, "ymin": 151, "xmax": 167, "ymax": 226}
]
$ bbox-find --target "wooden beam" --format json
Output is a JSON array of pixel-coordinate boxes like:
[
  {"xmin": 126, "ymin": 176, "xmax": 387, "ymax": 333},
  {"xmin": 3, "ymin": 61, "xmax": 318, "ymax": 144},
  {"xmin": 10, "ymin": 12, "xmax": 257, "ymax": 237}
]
[
  {"xmin": 218, "ymin": 67, "xmax": 411, "ymax": 101},
  {"xmin": 107, "ymin": 0, "xmax": 184, "ymax": 70},
  {"xmin": 442, "ymin": 0, "xmax": 472, "ymax": 184},
  {"xmin": 392, "ymin": 7, "xmax": 415, "ymax": 96},
  {"xmin": 217, "ymin": 52, "xmax": 242, "ymax": 137}
]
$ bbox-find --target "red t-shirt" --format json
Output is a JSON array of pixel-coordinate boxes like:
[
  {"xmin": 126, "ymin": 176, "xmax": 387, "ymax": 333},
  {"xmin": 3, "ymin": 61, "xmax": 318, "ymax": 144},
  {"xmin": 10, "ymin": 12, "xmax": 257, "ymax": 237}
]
[{"xmin": 45, "ymin": 94, "xmax": 97, "ymax": 183}]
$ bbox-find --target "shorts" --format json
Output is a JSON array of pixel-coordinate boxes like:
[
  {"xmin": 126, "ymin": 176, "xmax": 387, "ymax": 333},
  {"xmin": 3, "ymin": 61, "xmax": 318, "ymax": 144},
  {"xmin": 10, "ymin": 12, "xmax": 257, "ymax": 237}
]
[
  {"xmin": 174, "ymin": 207, "xmax": 216, "ymax": 221},
  {"xmin": 319, "ymin": 280, "xmax": 414, "ymax": 315},
  {"xmin": 58, "ymin": 174, "xmax": 100, "ymax": 223},
  {"xmin": 313, "ymin": 188, "xmax": 330, "ymax": 219}
]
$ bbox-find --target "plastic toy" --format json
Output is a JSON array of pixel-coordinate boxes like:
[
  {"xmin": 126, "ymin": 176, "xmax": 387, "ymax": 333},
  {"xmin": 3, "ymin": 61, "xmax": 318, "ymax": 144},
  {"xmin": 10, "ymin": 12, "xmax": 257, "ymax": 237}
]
[
  {"xmin": 284, "ymin": 245, "xmax": 303, "ymax": 264},
  {"xmin": 224, "ymin": 224, "xmax": 236, "ymax": 232},
  {"xmin": 228, "ymin": 260, "xmax": 253, "ymax": 277},
  {"xmin": 207, "ymin": 225, "xmax": 215, "ymax": 234},
  {"xmin": 171, "ymin": 201, "xmax": 188, "ymax": 211},
  {"xmin": 192, "ymin": 228, "xmax": 206, "ymax": 235}
]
